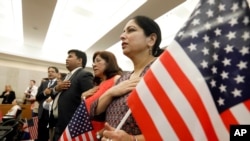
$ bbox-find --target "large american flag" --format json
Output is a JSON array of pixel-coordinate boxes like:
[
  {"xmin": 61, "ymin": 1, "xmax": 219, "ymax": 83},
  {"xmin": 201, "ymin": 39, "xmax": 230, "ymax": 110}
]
[
  {"xmin": 27, "ymin": 116, "xmax": 38, "ymax": 140},
  {"xmin": 127, "ymin": 0, "xmax": 250, "ymax": 140},
  {"xmin": 59, "ymin": 101, "xmax": 94, "ymax": 141}
]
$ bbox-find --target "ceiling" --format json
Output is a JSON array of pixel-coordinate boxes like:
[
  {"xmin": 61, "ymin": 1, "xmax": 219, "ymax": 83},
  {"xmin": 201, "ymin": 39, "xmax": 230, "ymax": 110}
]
[{"xmin": 0, "ymin": 0, "xmax": 199, "ymax": 71}]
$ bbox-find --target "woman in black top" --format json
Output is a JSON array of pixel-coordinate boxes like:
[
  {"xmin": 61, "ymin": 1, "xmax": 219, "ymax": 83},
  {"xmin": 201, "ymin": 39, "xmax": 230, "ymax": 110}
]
[{"xmin": 0, "ymin": 85, "xmax": 16, "ymax": 104}]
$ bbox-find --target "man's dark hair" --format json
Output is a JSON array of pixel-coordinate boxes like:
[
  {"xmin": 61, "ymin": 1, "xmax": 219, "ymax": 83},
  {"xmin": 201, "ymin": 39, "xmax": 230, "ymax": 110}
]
[
  {"xmin": 68, "ymin": 49, "xmax": 87, "ymax": 68},
  {"xmin": 31, "ymin": 80, "xmax": 36, "ymax": 84},
  {"xmin": 48, "ymin": 66, "xmax": 59, "ymax": 73}
]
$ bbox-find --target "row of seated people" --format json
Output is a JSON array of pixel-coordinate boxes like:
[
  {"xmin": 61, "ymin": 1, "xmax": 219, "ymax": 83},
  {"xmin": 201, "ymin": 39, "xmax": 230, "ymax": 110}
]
[
  {"xmin": 0, "ymin": 99, "xmax": 22, "ymax": 140},
  {"xmin": 1, "ymin": 99, "xmax": 23, "ymax": 122},
  {"xmin": 0, "ymin": 99, "xmax": 32, "ymax": 140}
]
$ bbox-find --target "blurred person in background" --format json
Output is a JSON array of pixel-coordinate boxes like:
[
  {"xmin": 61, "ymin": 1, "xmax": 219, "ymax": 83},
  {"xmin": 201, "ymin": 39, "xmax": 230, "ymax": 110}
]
[
  {"xmin": 23, "ymin": 80, "xmax": 38, "ymax": 104},
  {"xmin": 43, "ymin": 72, "xmax": 66, "ymax": 141},
  {"xmin": 23, "ymin": 80, "xmax": 38, "ymax": 116},
  {"xmin": 0, "ymin": 84, "xmax": 16, "ymax": 104},
  {"xmin": 2, "ymin": 99, "xmax": 23, "ymax": 121},
  {"xmin": 36, "ymin": 66, "xmax": 59, "ymax": 141}
]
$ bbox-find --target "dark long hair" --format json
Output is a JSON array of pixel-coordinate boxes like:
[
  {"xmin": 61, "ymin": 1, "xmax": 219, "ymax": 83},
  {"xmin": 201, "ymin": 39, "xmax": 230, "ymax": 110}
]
[
  {"xmin": 132, "ymin": 15, "xmax": 164, "ymax": 57},
  {"xmin": 48, "ymin": 66, "xmax": 59, "ymax": 73}
]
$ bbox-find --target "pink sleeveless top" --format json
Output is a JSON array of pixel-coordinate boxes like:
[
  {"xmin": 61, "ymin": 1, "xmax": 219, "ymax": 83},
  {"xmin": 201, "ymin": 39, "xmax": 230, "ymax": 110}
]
[
  {"xmin": 85, "ymin": 76, "xmax": 116, "ymax": 141},
  {"xmin": 85, "ymin": 76, "xmax": 116, "ymax": 112}
]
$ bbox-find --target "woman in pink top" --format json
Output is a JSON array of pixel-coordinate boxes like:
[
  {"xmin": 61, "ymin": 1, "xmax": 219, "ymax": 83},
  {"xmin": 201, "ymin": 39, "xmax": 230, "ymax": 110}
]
[{"xmin": 81, "ymin": 51, "xmax": 122, "ymax": 140}]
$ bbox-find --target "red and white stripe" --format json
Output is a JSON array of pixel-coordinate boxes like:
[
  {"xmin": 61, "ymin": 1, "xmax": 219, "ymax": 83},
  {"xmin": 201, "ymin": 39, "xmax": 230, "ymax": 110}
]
[
  {"xmin": 27, "ymin": 116, "xmax": 38, "ymax": 140},
  {"xmin": 128, "ymin": 40, "xmax": 250, "ymax": 141},
  {"xmin": 59, "ymin": 127, "xmax": 95, "ymax": 141}
]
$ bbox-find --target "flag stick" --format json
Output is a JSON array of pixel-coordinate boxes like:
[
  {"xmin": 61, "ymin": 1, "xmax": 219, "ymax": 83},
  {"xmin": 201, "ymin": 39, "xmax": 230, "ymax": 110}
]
[{"xmin": 115, "ymin": 109, "xmax": 131, "ymax": 131}]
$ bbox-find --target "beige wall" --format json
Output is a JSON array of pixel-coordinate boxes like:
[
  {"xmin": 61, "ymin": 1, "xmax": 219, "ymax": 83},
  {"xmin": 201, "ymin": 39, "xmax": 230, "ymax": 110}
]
[{"xmin": 0, "ymin": 53, "xmax": 92, "ymax": 101}]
